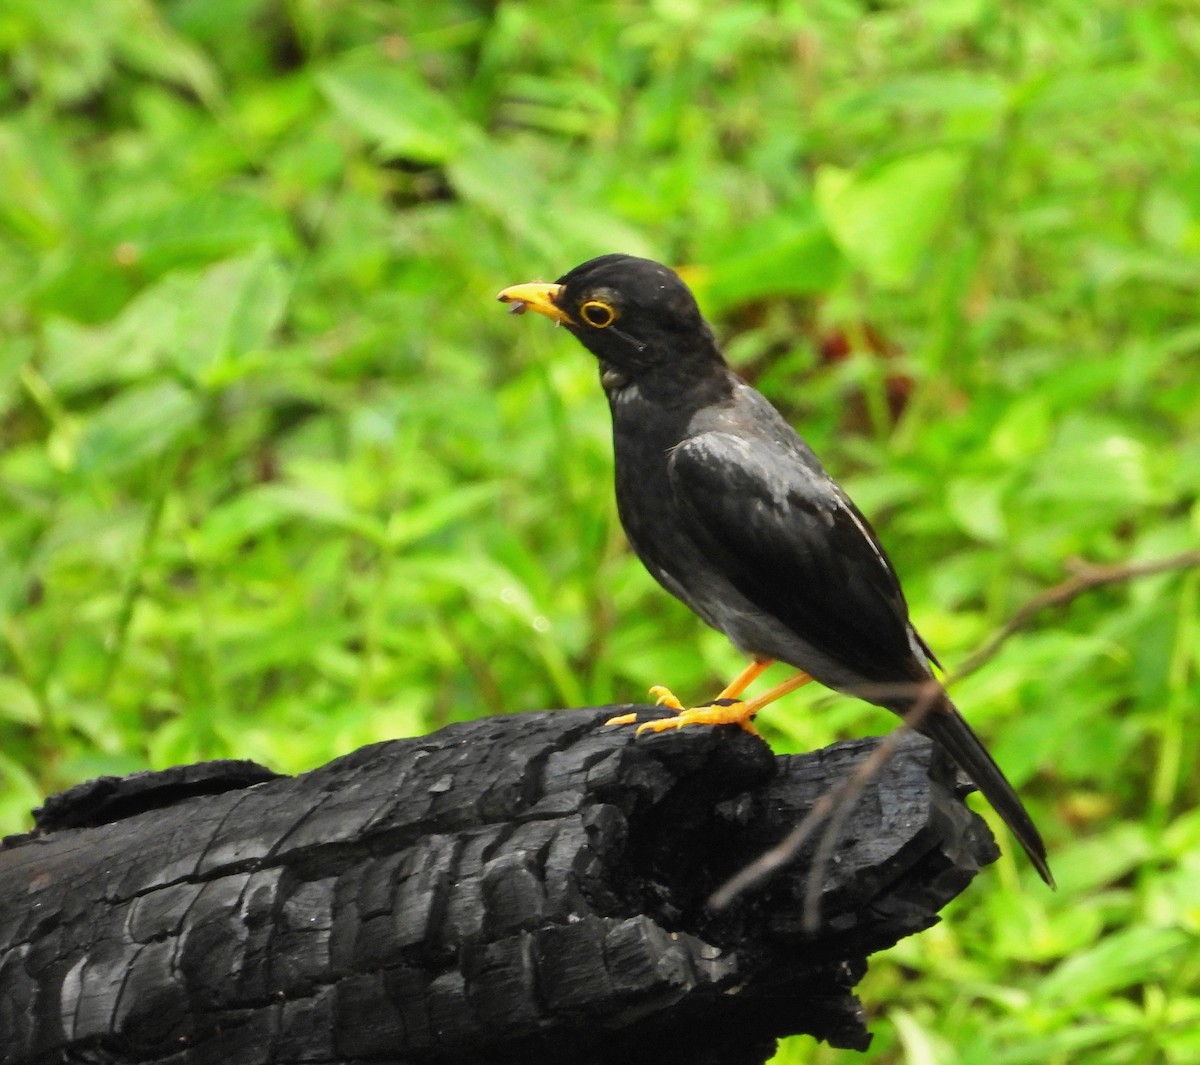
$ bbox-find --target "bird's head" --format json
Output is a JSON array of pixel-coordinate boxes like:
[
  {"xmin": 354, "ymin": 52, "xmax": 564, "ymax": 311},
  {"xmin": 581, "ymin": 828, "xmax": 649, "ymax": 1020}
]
[{"xmin": 498, "ymin": 254, "xmax": 722, "ymax": 387}]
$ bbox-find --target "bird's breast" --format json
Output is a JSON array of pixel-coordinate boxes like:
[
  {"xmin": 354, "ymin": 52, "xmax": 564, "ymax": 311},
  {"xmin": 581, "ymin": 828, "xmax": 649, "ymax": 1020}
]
[{"xmin": 609, "ymin": 401, "xmax": 687, "ymax": 543}]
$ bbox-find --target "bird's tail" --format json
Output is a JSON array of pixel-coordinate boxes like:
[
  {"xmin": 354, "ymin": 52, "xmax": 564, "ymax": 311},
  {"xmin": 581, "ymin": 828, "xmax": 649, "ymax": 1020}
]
[{"xmin": 915, "ymin": 694, "xmax": 1055, "ymax": 887}]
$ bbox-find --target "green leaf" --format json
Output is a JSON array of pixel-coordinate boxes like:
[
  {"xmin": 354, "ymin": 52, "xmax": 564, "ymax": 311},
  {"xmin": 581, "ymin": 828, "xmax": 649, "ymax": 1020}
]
[
  {"xmin": 1052, "ymin": 823, "xmax": 1156, "ymax": 894},
  {"xmin": 0, "ymin": 675, "xmax": 40, "ymax": 726},
  {"xmin": 167, "ymin": 248, "xmax": 290, "ymax": 387},
  {"xmin": 318, "ymin": 61, "xmax": 472, "ymax": 164},
  {"xmin": 1027, "ymin": 415, "xmax": 1162, "ymax": 508},
  {"xmin": 111, "ymin": 190, "xmax": 295, "ymax": 276},
  {"xmin": 447, "ymin": 139, "xmax": 653, "ymax": 262},
  {"xmin": 42, "ymin": 249, "xmax": 289, "ymax": 393},
  {"xmin": 0, "ymin": 116, "xmax": 83, "ymax": 247},
  {"xmin": 815, "ymin": 149, "xmax": 968, "ymax": 288},
  {"xmin": 193, "ymin": 483, "xmax": 384, "ymax": 558},
  {"xmin": 73, "ymin": 380, "xmax": 201, "ymax": 475},
  {"xmin": 701, "ymin": 211, "xmax": 841, "ymax": 311},
  {"xmin": 1037, "ymin": 928, "xmax": 1190, "ymax": 1006},
  {"xmin": 113, "ymin": 0, "xmax": 223, "ymax": 107},
  {"xmin": 946, "ymin": 475, "xmax": 1008, "ymax": 544},
  {"xmin": 384, "ymin": 483, "xmax": 502, "ymax": 550}
]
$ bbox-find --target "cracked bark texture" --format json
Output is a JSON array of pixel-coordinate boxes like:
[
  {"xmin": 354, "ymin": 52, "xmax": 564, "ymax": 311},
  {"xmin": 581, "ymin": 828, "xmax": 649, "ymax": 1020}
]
[{"xmin": 0, "ymin": 706, "xmax": 999, "ymax": 1065}]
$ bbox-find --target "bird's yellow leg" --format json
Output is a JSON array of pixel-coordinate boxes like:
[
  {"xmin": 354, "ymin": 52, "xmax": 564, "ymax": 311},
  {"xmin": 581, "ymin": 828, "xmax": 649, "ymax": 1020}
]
[
  {"xmin": 737, "ymin": 670, "xmax": 814, "ymax": 715},
  {"xmin": 604, "ymin": 659, "xmax": 806, "ymax": 735},
  {"xmin": 715, "ymin": 658, "xmax": 775, "ymax": 701}
]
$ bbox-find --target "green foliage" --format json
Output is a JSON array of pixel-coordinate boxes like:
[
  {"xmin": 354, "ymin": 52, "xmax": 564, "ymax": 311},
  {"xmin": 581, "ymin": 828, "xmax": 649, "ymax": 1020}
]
[{"xmin": 2, "ymin": 1, "xmax": 1198, "ymax": 1061}]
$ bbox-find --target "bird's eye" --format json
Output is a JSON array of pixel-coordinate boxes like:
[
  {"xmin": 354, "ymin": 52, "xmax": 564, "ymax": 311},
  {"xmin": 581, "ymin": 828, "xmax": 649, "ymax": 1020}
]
[{"xmin": 580, "ymin": 299, "xmax": 617, "ymax": 328}]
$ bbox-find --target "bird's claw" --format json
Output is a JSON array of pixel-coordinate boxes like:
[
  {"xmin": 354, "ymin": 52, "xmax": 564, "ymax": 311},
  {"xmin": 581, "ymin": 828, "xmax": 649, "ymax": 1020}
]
[
  {"xmin": 648, "ymin": 685, "xmax": 685, "ymax": 710},
  {"xmin": 602, "ymin": 687, "xmax": 686, "ymax": 728},
  {"xmin": 603, "ymin": 712, "xmax": 638, "ymax": 726}
]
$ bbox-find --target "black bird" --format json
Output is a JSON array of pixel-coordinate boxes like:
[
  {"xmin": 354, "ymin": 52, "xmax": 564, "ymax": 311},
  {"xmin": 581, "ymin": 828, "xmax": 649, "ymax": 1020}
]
[{"xmin": 498, "ymin": 253, "xmax": 1054, "ymax": 886}]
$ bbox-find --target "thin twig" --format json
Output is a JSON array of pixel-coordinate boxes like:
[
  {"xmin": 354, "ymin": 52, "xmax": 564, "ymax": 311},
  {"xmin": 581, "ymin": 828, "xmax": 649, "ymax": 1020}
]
[
  {"xmin": 708, "ymin": 679, "xmax": 942, "ymax": 918},
  {"xmin": 709, "ymin": 548, "xmax": 1200, "ymax": 915},
  {"xmin": 953, "ymin": 548, "xmax": 1200, "ymax": 681},
  {"xmin": 800, "ymin": 681, "xmax": 941, "ymax": 930}
]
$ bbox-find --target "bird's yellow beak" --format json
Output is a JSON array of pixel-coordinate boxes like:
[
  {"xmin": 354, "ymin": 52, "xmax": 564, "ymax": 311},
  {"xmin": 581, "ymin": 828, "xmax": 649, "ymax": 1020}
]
[{"xmin": 496, "ymin": 282, "xmax": 572, "ymax": 325}]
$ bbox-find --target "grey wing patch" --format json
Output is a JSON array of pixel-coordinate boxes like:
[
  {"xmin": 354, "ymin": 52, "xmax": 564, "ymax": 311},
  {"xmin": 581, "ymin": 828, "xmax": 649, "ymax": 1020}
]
[{"xmin": 668, "ymin": 432, "xmax": 932, "ymax": 682}]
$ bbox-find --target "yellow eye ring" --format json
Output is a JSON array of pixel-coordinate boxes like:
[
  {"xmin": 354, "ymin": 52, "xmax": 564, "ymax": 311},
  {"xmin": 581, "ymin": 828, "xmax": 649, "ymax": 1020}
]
[{"xmin": 580, "ymin": 300, "xmax": 617, "ymax": 328}]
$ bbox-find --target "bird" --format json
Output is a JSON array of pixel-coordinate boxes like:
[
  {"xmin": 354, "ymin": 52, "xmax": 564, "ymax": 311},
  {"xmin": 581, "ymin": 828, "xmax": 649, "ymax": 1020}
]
[{"xmin": 497, "ymin": 253, "xmax": 1054, "ymax": 886}]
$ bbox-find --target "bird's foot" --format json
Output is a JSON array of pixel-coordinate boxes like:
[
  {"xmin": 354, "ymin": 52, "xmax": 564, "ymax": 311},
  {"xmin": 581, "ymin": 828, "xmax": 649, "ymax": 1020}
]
[
  {"xmin": 637, "ymin": 698, "xmax": 761, "ymax": 736},
  {"xmin": 604, "ymin": 693, "xmax": 760, "ymax": 736}
]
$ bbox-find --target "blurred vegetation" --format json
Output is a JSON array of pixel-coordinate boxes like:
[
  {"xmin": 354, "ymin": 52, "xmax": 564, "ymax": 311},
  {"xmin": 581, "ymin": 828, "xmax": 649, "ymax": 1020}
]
[{"xmin": 2, "ymin": 1, "xmax": 1199, "ymax": 1062}]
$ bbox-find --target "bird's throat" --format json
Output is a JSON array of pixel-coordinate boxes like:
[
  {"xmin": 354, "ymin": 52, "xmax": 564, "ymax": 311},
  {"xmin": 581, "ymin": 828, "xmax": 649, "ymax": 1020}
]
[{"xmin": 600, "ymin": 363, "xmax": 630, "ymax": 391}]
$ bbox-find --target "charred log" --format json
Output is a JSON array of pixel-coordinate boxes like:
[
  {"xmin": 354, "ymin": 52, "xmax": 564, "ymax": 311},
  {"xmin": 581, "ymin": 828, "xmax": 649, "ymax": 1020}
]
[{"xmin": 0, "ymin": 706, "xmax": 997, "ymax": 1065}]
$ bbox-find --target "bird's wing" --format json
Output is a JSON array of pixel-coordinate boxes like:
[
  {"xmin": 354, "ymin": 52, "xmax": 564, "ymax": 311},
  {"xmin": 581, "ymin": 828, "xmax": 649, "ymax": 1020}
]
[{"xmin": 668, "ymin": 431, "xmax": 934, "ymax": 684}]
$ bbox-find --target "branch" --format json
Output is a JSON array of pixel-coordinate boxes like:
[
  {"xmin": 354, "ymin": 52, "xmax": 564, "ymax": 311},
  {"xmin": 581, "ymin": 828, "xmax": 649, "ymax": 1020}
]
[{"xmin": 953, "ymin": 547, "xmax": 1200, "ymax": 680}]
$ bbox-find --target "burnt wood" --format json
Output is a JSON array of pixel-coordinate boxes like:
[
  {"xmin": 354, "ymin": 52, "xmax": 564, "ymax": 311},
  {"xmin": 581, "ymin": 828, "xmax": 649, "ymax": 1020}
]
[{"xmin": 0, "ymin": 706, "xmax": 998, "ymax": 1065}]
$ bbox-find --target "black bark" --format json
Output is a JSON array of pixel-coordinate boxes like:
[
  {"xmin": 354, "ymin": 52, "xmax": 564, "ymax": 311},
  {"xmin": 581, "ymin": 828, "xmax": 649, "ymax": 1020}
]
[{"xmin": 0, "ymin": 706, "xmax": 998, "ymax": 1065}]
